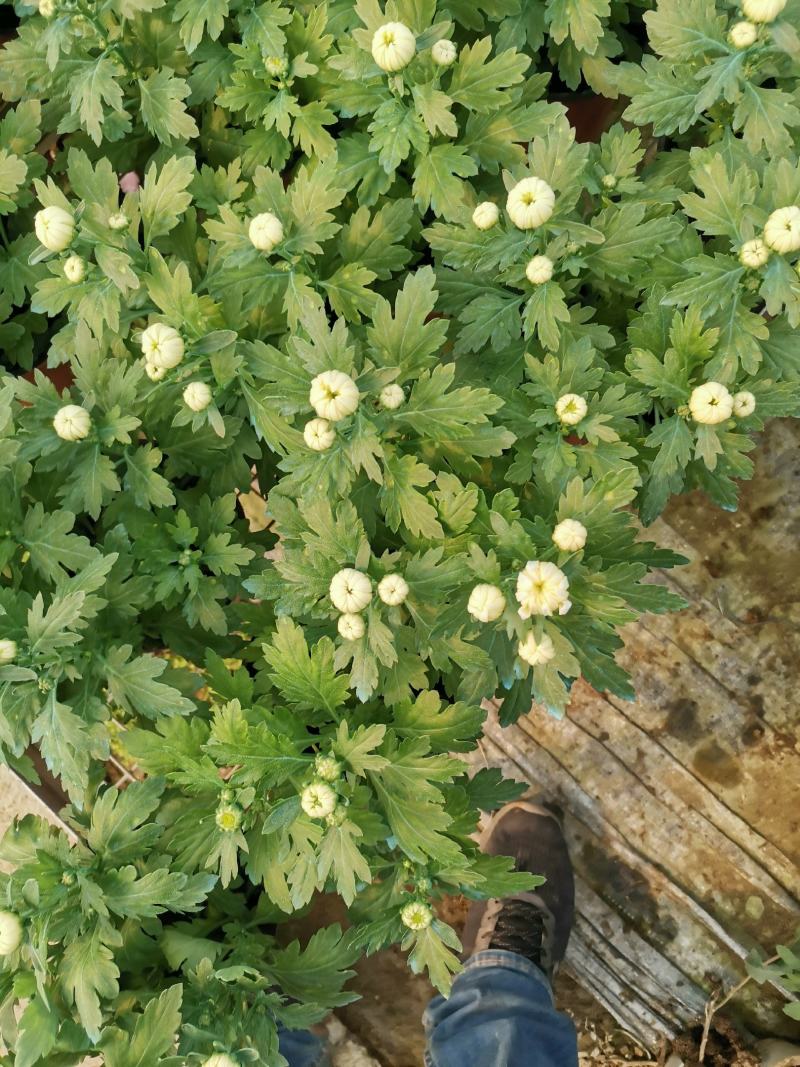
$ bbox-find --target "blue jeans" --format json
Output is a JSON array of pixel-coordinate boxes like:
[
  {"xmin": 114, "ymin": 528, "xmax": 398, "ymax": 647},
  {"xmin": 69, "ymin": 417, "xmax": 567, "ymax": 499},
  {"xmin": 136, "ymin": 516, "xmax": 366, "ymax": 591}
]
[{"xmin": 279, "ymin": 950, "xmax": 579, "ymax": 1067}]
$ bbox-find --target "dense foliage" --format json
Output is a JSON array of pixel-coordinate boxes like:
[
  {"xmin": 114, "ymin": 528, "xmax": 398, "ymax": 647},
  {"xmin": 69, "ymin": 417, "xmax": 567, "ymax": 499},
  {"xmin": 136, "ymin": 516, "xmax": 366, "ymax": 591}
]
[{"xmin": 1, "ymin": 0, "xmax": 799, "ymax": 1060}]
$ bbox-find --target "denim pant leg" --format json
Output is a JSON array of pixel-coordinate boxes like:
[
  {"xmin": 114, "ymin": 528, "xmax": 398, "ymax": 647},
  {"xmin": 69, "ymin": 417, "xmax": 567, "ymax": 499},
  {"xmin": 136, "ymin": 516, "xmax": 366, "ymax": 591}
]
[
  {"xmin": 423, "ymin": 950, "xmax": 579, "ymax": 1067},
  {"xmin": 277, "ymin": 1028, "xmax": 328, "ymax": 1067}
]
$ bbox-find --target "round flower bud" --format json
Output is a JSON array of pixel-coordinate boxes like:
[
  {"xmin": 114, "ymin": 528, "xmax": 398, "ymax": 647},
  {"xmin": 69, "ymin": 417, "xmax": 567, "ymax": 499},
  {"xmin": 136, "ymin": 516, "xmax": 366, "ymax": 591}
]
[
  {"xmin": 215, "ymin": 804, "xmax": 242, "ymax": 833},
  {"xmin": 689, "ymin": 382, "xmax": 734, "ymax": 425},
  {"xmin": 53, "ymin": 404, "xmax": 91, "ymax": 441},
  {"xmin": 379, "ymin": 383, "xmax": 405, "ymax": 410},
  {"xmin": 315, "ymin": 754, "xmax": 343, "ymax": 782},
  {"xmin": 728, "ymin": 19, "xmax": 758, "ymax": 46},
  {"xmin": 555, "ymin": 393, "xmax": 588, "ymax": 425},
  {"xmin": 525, "ymin": 255, "xmax": 554, "ymax": 285},
  {"xmin": 742, "ymin": 0, "xmax": 785, "ymax": 22},
  {"xmin": 183, "ymin": 382, "xmax": 212, "ymax": 412},
  {"xmin": 144, "ymin": 360, "xmax": 167, "ymax": 382},
  {"xmin": 401, "ymin": 901, "xmax": 433, "ymax": 931},
  {"xmin": 329, "ymin": 568, "xmax": 372, "ymax": 613},
  {"xmin": 764, "ymin": 206, "xmax": 800, "ymax": 254},
  {"xmin": 516, "ymin": 561, "xmax": 570, "ymax": 619},
  {"xmin": 552, "ymin": 519, "xmax": 587, "ymax": 553},
  {"xmin": 309, "ymin": 370, "xmax": 360, "ymax": 422},
  {"xmin": 248, "ymin": 212, "xmax": 284, "ymax": 252},
  {"xmin": 507, "ymin": 177, "xmax": 555, "ymax": 230},
  {"xmin": 108, "ymin": 212, "xmax": 128, "ymax": 231},
  {"xmin": 601, "ymin": 173, "xmax": 617, "ymax": 190},
  {"xmin": 63, "ymin": 255, "xmax": 85, "ymax": 283},
  {"xmin": 732, "ymin": 390, "xmax": 756, "ymax": 417},
  {"xmin": 39, "ymin": 0, "xmax": 55, "ymax": 16},
  {"xmin": 0, "ymin": 911, "xmax": 23, "ymax": 955},
  {"xmin": 265, "ymin": 55, "xmax": 288, "ymax": 76},
  {"xmin": 0, "ymin": 639, "xmax": 18, "ymax": 665},
  {"xmin": 431, "ymin": 39, "xmax": 457, "ymax": 66},
  {"xmin": 467, "ymin": 584, "xmax": 506, "ymax": 623},
  {"xmin": 326, "ymin": 805, "xmax": 348, "ymax": 828},
  {"xmin": 472, "ymin": 201, "xmax": 500, "ymax": 230},
  {"xmin": 300, "ymin": 782, "xmax": 338, "ymax": 819},
  {"xmin": 141, "ymin": 323, "xmax": 185, "ymax": 370},
  {"xmin": 377, "ymin": 573, "xmax": 409, "ymax": 606},
  {"xmin": 337, "ymin": 612, "xmax": 365, "ymax": 641},
  {"xmin": 304, "ymin": 417, "xmax": 336, "ymax": 451},
  {"xmin": 518, "ymin": 632, "xmax": 556, "ymax": 667},
  {"xmin": 34, "ymin": 205, "xmax": 74, "ymax": 252},
  {"xmin": 739, "ymin": 237, "xmax": 769, "ymax": 268},
  {"xmin": 202, "ymin": 1055, "xmax": 239, "ymax": 1067},
  {"xmin": 371, "ymin": 22, "xmax": 416, "ymax": 72}
]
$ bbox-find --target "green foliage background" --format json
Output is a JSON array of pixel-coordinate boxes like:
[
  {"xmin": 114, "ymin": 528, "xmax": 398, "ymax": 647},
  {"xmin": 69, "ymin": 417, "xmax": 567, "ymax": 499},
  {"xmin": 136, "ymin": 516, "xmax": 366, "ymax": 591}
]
[{"xmin": 0, "ymin": 0, "xmax": 799, "ymax": 1061}]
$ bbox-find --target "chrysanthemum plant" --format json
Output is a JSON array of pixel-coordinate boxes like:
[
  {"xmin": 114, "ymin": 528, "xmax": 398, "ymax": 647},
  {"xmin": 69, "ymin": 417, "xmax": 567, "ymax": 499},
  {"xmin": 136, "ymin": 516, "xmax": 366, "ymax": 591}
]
[{"xmin": 1, "ymin": 0, "xmax": 799, "ymax": 1060}]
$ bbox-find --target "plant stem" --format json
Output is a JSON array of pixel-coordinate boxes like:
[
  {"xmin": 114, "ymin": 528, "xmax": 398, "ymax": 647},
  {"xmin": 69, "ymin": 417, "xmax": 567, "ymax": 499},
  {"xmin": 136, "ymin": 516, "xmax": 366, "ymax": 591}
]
[{"xmin": 698, "ymin": 953, "xmax": 781, "ymax": 1063}]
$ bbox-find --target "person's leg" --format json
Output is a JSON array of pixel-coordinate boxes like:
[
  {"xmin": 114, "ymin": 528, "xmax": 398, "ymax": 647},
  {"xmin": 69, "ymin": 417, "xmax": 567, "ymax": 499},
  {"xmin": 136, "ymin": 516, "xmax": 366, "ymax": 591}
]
[
  {"xmin": 424, "ymin": 801, "xmax": 579, "ymax": 1067},
  {"xmin": 424, "ymin": 951, "xmax": 578, "ymax": 1066},
  {"xmin": 277, "ymin": 1028, "xmax": 328, "ymax": 1067}
]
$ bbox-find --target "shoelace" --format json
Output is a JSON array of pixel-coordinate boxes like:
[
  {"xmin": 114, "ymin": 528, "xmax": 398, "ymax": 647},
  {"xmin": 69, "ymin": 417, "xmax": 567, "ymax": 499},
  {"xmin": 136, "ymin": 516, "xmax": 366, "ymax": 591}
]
[{"xmin": 488, "ymin": 900, "xmax": 550, "ymax": 971}]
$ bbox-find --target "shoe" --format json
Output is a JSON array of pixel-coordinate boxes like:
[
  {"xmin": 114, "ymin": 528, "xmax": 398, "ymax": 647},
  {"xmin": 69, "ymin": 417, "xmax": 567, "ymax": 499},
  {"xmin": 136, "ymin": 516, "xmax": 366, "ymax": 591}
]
[{"xmin": 461, "ymin": 800, "xmax": 575, "ymax": 980}]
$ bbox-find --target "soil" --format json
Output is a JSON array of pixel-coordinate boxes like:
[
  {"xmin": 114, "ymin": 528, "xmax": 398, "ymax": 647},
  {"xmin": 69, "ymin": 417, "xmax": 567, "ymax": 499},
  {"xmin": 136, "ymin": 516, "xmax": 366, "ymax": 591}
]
[{"xmin": 671, "ymin": 1016, "xmax": 759, "ymax": 1067}]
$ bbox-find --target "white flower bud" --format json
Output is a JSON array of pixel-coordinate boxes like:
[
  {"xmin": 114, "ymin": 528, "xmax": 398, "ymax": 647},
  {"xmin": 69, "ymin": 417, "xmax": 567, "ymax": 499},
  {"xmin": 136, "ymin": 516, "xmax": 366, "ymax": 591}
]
[
  {"xmin": 729, "ymin": 19, "xmax": 758, "ymax": 46},
  {"xmin": 507, "ymin": 177, "xmax": 555, "ymax": 230},
  {"xmin": 315, "ymin": 754, "xmax": 343, "ymax": 782},
  {"xmin": 732, "ymin": 390, "xmax": 756, "ymax": 417},
  {"xmin": 371, "ymin": 22, "xmax": 416, "ymax": 71},
  {"xmin": 145, "ymin": 360, "xmax": 167, "ymax": 382},
  {"xmin": 183, "ymin": 382, "xmax": 212, "ymax": 412},
  {"xmin": 141, "ymin": 323, "xmax": 185, "ymax": 369},
  {"xmin": 304, "ymin": 417, "xmax": 336, "ymax": 451},
  {"xmin": 39, "ymin": 0, "xmax": 56, "ymax": 16},
  {"xmin": 552, "ymin": 519, "xmax": 587, "ymax": 553},
  {"xmin": 108, "ymin": 212, "xmax": 128, "ymax": 231},
  {"xmin": 764, "ymin": 206, "xmax": 800, "ymax": 253},
  {"xmin": 601, "ymin": 173, "xmax": 617, "ymax": 190},
  {"xmin": 202, "ymin": 1055, "xmax": 239, "ymax": 1067},
  {"xmin": 555, "ymin": 393, "xmax": 587, "ymax": 425},
  {"xmin": 401, "ymin": 901, "xmax": 433, "ymax": 931},
  {"xmin": 467, "ymin": 584, "xmax": 506, "ymax": 623},
  {"xmin": 378, "ymin": 573, "xmax": 409, "ymax": 606},
  {"xmin": 472, "ymin": 201, "xmax": 500, "ymax": 230},
  {"xmin": 265, "ymin": 55, "xmax": 288, "ymax": 76},
  {"xmin": 689, "ymin": 382, "xmax": 734, "ymax": 425},
  {"xmin": 431, "ymin": 39, "xmax": 457, "ymax": 66},
  {"xmin": 742, "ymin": 0, "xmax": 785, "ymax": 22},
  {"xmin": 0, "ymin": 911, "xmax": 22, "ymax": 955},
  {"xmin": 525, "ymin": 255, "xmax": 554, "ymax": 285},
  {"xmin": 215, "ymin": 804, "xmax": 242, "ymax": 832},
  {"xmin": 518, "ymin": 632, "xmax": 556, "ymax": 667},
  {"xmin": 379, "ymin": 383, "xmax": 405, "ymax": 409},
  {"xmin": 739, "ymin": 237, "xmax": 769, "ymax": 268},
  {"xmin": 53, "ymin": 404, "xmax": 91, "ymax": 441},
  {"xmin": 516, "ymin": 561, "xmax": 570, "ymax": 619},
  {"xmin": 329, "ymin": 568, "xmax": 372, "ymax": 613},
  {"xmin": 309, "ymin": 370, "xmax": 360, "ymax": 422},
  {"xmin": 0, "ymin": 640, "xmax": 18, "ymax": 665},
  {"xmin": 248, "ymin": 212, "xmax": 284, "ymax": 252},
  {"xmin": 337, "ymin": 612, "xmax": 365, "ymax": 641},
  {"xmin": 34, "ymin": 205, "xmax": 74, "ymax": 252},
  {"xmin": 63, "ymin": 255, "xmax": 85, "ymax": 283},
  {"xmin": 300, "ymin": 782, "xmax": 337, "ymax": 819}
]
